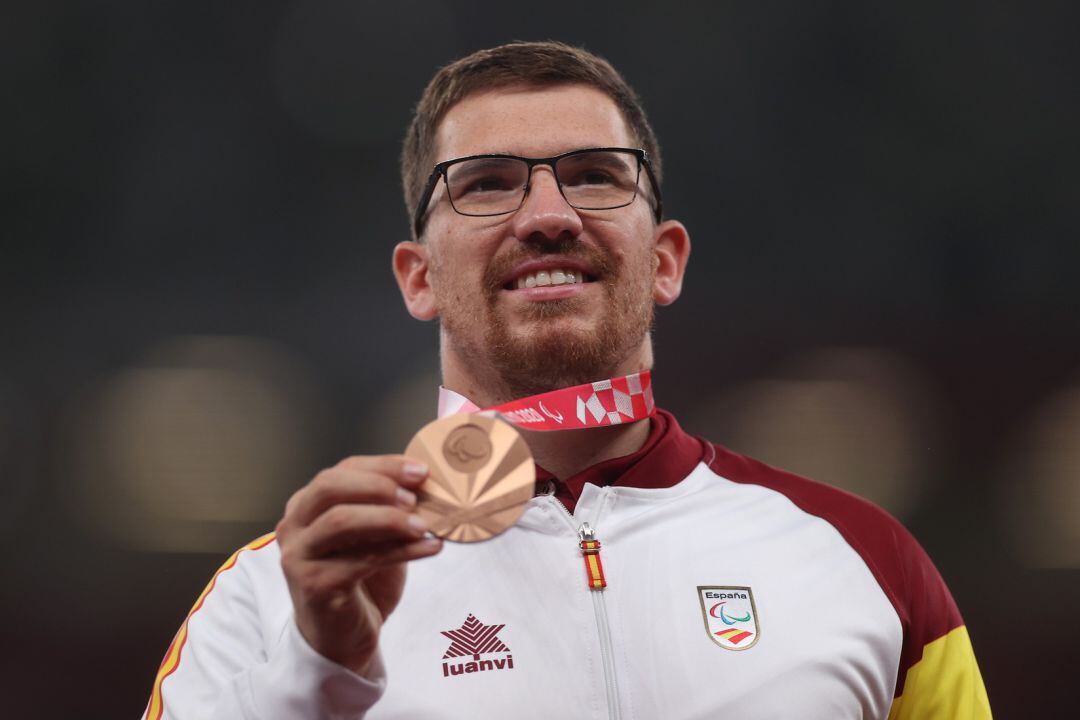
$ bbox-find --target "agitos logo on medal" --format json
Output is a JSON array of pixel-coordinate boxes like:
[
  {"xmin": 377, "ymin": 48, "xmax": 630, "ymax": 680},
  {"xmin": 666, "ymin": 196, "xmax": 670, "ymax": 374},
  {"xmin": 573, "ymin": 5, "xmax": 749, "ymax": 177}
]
[
  {"xmin": 442, "ymin": 424, "xmax": 493, "ymax": 472},
  {"xmin": 697, "ymin": 585, "xmax": 760, "ymax": 650}
]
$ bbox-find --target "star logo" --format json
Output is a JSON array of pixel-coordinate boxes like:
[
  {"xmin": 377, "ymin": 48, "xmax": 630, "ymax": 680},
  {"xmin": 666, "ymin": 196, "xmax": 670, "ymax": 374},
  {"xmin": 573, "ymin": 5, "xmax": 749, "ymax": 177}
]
[
  {"xmin": 441, "ymin": 613, "xmax": 509, "ymax": 659},
  {"xmin": 440, "ymin": 613, "xmax": 515, "ymax": 677}
]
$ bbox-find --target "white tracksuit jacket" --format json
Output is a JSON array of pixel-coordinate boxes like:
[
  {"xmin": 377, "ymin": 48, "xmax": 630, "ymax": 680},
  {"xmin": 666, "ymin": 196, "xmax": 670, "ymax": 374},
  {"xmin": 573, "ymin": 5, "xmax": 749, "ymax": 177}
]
[{"xmin": 143, "ymin": 408, "xmax": 991, "ymax": 719}]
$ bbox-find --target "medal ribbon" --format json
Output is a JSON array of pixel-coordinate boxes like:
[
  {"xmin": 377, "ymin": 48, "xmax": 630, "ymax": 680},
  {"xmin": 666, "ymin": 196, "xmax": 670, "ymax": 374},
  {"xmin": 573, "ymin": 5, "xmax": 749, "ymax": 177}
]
[{"xmin": 476, "ymin": 371, "xmax": 654, "ymax": 432}]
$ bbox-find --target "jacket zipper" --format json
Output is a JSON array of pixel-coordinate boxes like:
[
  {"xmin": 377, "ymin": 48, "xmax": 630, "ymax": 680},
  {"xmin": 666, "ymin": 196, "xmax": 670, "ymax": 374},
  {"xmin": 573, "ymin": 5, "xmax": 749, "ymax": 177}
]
[{"xmin": 548, "ymin": 491, "xmax": 622, "ymax": 720}]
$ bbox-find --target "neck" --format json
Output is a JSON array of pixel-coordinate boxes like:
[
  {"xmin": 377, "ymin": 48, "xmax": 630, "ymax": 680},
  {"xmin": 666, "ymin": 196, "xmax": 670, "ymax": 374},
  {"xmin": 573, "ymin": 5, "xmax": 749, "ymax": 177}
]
[
  {"xmin": 440, "ymin": 332, "xmax": 655, "ymax": 477},
  {"xmin": 522, "ymin": 418, "xmax": 652, "ymax": 479}
]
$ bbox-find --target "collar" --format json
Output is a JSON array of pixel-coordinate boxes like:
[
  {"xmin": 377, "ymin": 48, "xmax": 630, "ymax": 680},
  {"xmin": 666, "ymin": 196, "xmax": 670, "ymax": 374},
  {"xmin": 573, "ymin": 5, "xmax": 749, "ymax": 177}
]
[
  {"xmin": 437, "ymin": 386, "xmax": 706, "ymax": 514},
  {"xmin": 437, "ymin": 386, "xmax": 481, "ymax": 417}
]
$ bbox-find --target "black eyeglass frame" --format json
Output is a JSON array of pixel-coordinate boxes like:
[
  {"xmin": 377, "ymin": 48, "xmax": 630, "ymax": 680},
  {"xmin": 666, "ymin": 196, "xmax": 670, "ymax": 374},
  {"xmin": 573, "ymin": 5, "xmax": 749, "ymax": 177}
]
[{"xmin": 411, "ymin": 146, "xmax": 664, "ymax": 238}]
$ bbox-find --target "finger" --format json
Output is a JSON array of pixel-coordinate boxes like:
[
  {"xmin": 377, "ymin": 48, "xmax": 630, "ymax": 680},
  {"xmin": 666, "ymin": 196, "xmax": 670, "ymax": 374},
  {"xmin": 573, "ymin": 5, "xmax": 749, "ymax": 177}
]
[
  {"xmin": 309, "ymin": 536, "xmax": 444, "ymax": 576},
  {"xmin": 287, "ymin": 537, "xmax": 443, "ymax": 599},
  {"xmin": 338, "ymin": 535, "xmax": 443, "ymax": 567},
  {"xmin": 285, "ymin": 467, "xmax": 418, "ymax": 529},
  {"xmin": 301, "ymin": 504, "xmax": 429, "ymax": 559},
  {"xmin": 336, "ymin": 455, "xmax": 429, "ymax": 487}
]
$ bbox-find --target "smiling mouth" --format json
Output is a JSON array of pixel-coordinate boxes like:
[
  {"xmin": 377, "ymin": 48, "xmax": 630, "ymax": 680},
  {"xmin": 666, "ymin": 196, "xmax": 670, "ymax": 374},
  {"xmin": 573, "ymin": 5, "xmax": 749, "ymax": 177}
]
[{"xmin": 504, "ymin": 268, "xmax": 597, "ymax": 290}]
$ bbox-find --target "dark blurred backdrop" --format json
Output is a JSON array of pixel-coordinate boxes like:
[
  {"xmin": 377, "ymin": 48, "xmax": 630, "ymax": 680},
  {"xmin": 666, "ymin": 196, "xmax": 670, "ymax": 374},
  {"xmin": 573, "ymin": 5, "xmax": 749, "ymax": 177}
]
[{"xmin": 2, "ymin": 1, "xmax": 1078, "ymax": 716}]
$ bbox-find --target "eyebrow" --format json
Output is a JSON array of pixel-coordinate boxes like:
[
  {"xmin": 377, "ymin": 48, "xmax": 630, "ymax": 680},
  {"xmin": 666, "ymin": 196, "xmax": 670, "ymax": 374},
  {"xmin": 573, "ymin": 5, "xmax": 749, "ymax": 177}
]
[
  {"xmin": 560, "ymin": 153, "xmax": 632, "ymax": 171},
  {"xmin": 449, "ymin": 157, "xmax": 519, "ymax": 173}
]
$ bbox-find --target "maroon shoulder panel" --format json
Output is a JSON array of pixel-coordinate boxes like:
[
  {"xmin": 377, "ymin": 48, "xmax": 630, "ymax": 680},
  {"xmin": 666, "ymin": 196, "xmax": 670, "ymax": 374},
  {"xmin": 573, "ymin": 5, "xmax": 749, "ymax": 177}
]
[{"xmin": 705, "ymin": 442, "xmax": 963, "ymax": 697}]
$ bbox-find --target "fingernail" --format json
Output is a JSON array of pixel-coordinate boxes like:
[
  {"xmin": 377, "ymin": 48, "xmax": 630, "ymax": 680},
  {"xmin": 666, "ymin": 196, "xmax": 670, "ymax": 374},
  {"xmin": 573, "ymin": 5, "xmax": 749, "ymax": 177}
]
[
  {"xmin": 407, "ymin": 514, "xmax": 428, "ymax": 535},
  {"xmin": 417, "ymin": 537, "xmax": 441, "ymax": 553},
  {"xmin": 396, "ymin": 487, "xmax": 417, "ymax": 507},
  {"xmin": 403, "ymin": 462, "xmax": 428, "ymax": 480}
]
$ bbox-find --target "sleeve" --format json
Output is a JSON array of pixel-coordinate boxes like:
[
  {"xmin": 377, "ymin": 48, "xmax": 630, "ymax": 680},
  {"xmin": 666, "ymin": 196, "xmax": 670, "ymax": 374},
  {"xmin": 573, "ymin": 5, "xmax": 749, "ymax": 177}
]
[
  {"xmin": 884, "ymin": 524, "xmax": 992, "ymax": 719},
  {"xmin": 887, "ymin": 625, "xmax": 990, "ymax": 719},
  {"xmin": 706, "ymin": 444, "xmax": 992, "ymax": 719},
  {"xmin": 141, "ymin": 533, "xmax": 387, "ymax": 720}
]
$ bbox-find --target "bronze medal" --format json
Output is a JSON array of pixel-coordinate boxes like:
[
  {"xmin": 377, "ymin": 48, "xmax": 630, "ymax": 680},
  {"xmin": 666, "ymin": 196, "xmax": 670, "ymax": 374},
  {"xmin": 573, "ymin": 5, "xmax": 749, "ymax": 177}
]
[{"xmin": 405, "ymin": 414, "xmax": 535, "ymax": 542}]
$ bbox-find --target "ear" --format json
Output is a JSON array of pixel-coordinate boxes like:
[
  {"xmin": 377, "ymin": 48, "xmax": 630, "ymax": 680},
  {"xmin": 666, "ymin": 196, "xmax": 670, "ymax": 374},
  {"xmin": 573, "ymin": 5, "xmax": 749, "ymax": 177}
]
[
  {"xmin": 652, "ymin": 219, "xmax": 691, "ymax": 306},
  {"xmin": 392, "ymin": 241, "xmax": 438, "ymax": 321}
]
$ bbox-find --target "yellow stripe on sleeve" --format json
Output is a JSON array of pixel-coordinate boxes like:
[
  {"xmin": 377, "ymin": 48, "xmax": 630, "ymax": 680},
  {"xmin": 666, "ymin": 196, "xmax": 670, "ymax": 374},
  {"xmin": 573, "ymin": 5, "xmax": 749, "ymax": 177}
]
[
  {"xmin": 144, "ymin": 533, "xmax": 276, "ymax": 720},
  {"xmin": 888, "ymin": 625, "xmax": 992, "ymax": 720}
]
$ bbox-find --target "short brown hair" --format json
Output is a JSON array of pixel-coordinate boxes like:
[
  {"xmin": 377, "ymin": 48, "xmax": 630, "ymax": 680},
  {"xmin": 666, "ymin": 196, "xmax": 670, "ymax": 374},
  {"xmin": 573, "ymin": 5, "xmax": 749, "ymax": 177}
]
[{"xmin": 401, "ymin": 41, "xmax": 663, "ymax": 238}]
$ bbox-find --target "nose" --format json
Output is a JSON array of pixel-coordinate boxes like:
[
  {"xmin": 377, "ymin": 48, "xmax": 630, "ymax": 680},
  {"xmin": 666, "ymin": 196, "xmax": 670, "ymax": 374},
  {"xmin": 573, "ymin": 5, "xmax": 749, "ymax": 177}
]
[{"xmin": 509, "ymin": 166, "xmax": 583, "ymax": 242}]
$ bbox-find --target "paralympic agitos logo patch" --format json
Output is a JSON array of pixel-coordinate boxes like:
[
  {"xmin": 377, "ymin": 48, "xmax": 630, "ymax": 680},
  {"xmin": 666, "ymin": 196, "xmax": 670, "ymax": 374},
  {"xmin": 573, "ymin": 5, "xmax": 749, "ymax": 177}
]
[{"xmin": 698, "ymin": 586, "xmax": 760, "ymax": 650}]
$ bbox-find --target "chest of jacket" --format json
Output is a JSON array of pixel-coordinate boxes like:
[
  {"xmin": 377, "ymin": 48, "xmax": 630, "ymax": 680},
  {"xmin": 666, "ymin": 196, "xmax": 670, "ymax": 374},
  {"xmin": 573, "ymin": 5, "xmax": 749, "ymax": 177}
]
[{"xmin": 370, "ymin": 469, "xmax": 901, "ymax": 720}]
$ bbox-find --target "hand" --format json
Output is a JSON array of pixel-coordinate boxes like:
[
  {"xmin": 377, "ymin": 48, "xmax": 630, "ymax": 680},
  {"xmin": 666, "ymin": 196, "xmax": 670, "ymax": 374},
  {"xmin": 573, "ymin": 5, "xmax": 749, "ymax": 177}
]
[{"xmin": 275, "ymin": 455, "xmax": 442, "ymax": 675}]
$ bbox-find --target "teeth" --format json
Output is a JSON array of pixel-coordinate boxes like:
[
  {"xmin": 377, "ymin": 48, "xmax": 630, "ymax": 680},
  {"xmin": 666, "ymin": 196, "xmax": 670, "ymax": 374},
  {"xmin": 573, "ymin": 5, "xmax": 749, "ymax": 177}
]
[{"xmin": 513, "ymin": 268, "xmax": 585, "ymax": 289}]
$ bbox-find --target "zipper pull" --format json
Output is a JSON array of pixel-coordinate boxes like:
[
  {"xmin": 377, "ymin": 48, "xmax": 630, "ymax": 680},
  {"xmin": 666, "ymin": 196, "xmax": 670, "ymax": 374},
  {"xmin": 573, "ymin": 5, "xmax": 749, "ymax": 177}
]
[{"xmin": 578, "ymin": 523, "xmax": 607, "ymax": 590}]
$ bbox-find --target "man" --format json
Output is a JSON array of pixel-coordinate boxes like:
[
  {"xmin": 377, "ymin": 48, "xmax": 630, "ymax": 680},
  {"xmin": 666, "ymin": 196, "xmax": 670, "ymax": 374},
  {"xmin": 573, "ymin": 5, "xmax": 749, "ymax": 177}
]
[{"xmin": 144, "ymin": 42, "xmax": 991, "ymax": 719}]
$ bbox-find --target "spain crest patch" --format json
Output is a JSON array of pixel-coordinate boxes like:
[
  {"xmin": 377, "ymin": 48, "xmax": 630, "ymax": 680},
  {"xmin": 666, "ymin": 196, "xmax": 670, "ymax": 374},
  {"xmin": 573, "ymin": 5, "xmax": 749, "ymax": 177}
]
[{"xmin": 698, "ymin": 585, "xmax": 760, "ymax": 651}]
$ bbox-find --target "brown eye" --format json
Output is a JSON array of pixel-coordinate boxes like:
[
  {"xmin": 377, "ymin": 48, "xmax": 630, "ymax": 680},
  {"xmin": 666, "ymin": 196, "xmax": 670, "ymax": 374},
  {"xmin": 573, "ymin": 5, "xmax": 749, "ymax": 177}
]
[
  {"xmin": 579, "ymin": 170, "xmax": 615, "ymax": 185},
  {"xmin": 463, "ymin": 176, "xmax": 514, "ymax": 194}
]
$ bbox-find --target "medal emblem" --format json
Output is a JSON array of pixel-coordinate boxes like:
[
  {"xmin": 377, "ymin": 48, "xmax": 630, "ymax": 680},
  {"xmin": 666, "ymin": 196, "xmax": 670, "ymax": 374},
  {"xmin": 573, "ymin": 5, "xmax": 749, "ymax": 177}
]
[
  {"xmin": 442, "ymin": 424, "xmax": 493, "ymax": 472},
  {"xmin": 698, "ymin": 586, "xmax": 760, "ymax": 650},
  {"xmin": 405, "ymin": 414, "xmax": 535, "ymax": 543}
]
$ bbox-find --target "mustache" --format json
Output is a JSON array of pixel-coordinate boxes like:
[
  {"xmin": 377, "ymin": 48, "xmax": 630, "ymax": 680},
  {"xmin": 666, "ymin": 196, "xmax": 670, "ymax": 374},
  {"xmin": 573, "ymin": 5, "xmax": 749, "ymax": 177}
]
[{"xmin": 481, "ymin": 238, "xmax": 616, "ymax": 293}]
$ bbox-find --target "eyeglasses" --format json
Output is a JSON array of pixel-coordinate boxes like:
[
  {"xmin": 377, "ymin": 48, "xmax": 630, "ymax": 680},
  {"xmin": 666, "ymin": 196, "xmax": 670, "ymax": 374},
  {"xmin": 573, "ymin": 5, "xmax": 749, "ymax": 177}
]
[{"xmin": 412, "ymin": 147, "xmax": 663, "ymax": 237}]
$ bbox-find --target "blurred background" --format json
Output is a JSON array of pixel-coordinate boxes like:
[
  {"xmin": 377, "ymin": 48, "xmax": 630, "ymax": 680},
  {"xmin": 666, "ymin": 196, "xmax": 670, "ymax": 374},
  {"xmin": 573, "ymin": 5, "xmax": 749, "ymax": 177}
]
[{"xmin": 2, "ymin": 0, "xmax": 1077, "ymax": 716}]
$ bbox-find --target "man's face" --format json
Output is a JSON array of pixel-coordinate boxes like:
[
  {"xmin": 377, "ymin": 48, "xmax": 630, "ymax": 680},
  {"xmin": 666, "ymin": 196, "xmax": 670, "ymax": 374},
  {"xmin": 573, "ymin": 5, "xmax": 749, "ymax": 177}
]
[{"xmin": 421, "ymin": 84, "xmax": 662, "ymax": 399}]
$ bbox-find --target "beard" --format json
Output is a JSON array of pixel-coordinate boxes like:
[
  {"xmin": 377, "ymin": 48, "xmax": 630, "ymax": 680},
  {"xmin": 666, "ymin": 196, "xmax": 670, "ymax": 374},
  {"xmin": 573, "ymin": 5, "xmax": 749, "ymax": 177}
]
[{"xmin": 437, "ymin": 237, "xmax": 655, "ymax": 402}]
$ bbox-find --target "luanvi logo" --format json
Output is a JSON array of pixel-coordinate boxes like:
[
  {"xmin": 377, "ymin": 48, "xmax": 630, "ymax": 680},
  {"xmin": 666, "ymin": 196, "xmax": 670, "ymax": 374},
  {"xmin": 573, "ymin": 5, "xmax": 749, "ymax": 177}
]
[{"xmin": 440, "ymin": 613, "xmax": 514, "ymax": 677}]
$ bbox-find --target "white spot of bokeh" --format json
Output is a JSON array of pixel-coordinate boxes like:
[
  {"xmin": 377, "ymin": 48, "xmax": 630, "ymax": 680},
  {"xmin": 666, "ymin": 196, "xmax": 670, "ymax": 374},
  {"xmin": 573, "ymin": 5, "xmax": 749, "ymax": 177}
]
[
  {"xmin": 59, "ymin": 336, "xmax": 325, "ymax": 553},
  {"xmin": 997, "ymin": 380, "xmax": 1080, "ymax": 568},
  {"xmin": 686, "ymin": 347, "xmax": 935, "ymax": 519}
]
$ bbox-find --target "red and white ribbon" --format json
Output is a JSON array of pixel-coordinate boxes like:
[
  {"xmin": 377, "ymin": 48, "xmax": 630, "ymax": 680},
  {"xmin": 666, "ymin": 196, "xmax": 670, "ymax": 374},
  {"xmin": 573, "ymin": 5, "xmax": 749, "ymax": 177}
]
[{"xmin": 439, "ymin": 372, "xmax": 655, "ymax": 432}]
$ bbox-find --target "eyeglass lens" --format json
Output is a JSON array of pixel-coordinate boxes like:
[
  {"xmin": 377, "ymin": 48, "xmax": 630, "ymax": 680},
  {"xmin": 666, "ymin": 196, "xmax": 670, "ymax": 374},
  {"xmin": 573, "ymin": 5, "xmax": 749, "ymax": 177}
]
[{"xmin": 444, "ymin": 150, "xmax": 641, "ymax": 217}]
